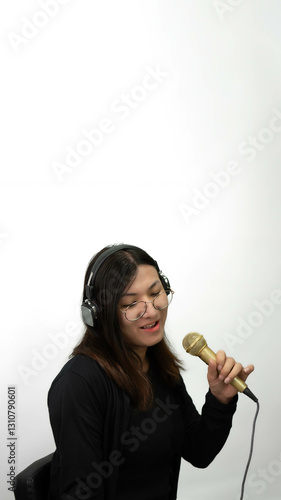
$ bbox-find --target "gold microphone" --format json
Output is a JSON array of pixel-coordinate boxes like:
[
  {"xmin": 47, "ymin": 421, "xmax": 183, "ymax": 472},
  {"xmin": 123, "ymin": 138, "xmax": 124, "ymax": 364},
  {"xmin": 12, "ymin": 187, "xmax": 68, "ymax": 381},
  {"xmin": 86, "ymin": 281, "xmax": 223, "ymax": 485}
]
[{"xmin": 182, "ymin": 332, "xmax": 258, "ymax": 402}]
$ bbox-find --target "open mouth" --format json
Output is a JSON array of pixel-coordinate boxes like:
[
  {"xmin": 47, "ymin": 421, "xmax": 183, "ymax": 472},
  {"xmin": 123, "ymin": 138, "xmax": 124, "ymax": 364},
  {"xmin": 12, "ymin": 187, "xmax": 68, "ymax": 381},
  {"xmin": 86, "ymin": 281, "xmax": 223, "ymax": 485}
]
[{"xmin": 140, "ymin": 320, "xmax": 159, "ymax": 330}]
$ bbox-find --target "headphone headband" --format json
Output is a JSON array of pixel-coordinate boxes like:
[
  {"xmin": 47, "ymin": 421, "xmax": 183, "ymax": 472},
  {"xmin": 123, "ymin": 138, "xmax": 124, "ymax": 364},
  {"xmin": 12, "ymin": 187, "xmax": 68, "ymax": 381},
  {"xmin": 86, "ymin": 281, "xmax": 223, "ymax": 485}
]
[{"xmin": 85, "ymin": 244, "xmax": 160, "ymax": 300}]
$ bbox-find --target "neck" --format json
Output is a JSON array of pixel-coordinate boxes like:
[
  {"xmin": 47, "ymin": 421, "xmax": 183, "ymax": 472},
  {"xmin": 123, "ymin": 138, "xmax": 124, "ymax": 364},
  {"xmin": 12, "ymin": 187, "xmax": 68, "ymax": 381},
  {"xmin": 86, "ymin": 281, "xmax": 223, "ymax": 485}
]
[
  {"xmin": 142, "ymin": 356, "xmax": 150, "ymax": 373},
  {"xmin": 133, "ymin": 346, "xmax": 149, "ymax": 372}
]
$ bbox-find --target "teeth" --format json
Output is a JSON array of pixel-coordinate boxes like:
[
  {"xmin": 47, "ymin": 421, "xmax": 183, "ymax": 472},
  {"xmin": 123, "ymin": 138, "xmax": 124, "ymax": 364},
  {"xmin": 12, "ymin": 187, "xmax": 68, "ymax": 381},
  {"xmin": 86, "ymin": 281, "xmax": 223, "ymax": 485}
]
[{"xmin": 142, "ymin": 322, "xmax": 157, "ymax": 328}]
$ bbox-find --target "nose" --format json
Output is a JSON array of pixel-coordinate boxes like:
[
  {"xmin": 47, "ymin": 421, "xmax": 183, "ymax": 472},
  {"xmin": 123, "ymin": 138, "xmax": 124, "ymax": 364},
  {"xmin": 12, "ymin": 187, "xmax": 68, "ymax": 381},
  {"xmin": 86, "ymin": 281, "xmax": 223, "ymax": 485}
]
[{"xmin": 142, "ymin": 299, "xmax": 156, "ymax": 318}]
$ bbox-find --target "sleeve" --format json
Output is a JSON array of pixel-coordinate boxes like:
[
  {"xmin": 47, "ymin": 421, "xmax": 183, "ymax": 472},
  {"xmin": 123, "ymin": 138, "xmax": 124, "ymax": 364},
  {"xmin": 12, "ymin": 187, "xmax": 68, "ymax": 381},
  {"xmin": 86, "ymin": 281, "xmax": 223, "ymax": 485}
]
[
  {"xmin": 48, "ymin": 370, "xmax": 106, "ymax": 500},
  {"xmin": 179, "ymin": 381, "xmax": 238, "ymax": 468}
]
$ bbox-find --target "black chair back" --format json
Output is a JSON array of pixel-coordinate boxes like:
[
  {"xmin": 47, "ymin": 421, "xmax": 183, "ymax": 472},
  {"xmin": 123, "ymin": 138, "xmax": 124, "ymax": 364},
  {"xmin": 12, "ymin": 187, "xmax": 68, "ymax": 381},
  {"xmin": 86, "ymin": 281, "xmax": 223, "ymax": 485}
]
[{"xmin": 14, "ymin": 453, "xmax": 53, "ymax": 500}]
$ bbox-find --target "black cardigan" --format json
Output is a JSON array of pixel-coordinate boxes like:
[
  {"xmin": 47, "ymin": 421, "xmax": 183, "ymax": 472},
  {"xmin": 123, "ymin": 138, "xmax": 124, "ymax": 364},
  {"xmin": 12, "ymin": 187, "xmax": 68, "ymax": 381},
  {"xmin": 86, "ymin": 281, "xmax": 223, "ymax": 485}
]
[{"xmin": 47, "ymin": 355, "xmax": 237, "ymax": 500}]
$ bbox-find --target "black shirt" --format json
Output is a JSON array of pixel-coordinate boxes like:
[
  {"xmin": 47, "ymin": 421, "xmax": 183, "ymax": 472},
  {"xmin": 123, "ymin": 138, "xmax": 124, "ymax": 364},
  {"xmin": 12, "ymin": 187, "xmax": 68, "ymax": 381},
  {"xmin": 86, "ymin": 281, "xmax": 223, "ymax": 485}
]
[
  {"xmin": 116, "ymin": 364, "xmax": 184, "ymax": 500},
  {"xmin": 47, "ymin": 355, "xmax": 237, "ymax": 500}
]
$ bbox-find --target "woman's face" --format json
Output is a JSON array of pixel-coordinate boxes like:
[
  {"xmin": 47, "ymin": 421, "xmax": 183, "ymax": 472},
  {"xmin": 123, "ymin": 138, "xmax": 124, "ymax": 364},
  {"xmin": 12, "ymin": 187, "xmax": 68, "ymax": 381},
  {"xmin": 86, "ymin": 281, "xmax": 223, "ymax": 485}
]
[{"xmin": 117, "ymin": 265, "xmax": 168, "ymax": 350}]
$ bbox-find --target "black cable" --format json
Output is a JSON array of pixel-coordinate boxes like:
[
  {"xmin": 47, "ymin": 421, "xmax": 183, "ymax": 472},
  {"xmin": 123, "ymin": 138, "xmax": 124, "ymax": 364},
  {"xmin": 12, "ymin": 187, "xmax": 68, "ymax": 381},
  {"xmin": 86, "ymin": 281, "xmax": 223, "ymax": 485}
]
[{"xmin": 239, "ymin": 400, "xmax": 260, "ymax": 500}]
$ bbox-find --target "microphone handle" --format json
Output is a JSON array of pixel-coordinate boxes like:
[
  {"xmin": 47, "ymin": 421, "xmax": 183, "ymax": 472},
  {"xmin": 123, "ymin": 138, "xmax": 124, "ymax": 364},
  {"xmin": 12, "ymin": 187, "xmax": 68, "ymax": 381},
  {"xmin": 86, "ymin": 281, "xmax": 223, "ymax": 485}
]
[{"xmin": 199, "ymin": 345, "xmax": 255, "ymax": 396}]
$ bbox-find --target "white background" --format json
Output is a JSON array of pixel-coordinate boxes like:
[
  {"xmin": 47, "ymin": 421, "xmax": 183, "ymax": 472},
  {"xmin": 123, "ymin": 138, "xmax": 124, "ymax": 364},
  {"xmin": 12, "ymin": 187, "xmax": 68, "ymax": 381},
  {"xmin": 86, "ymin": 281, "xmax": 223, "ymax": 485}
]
[{"xmin": 1, "ymin": 1, "xmax": 281, "ymax": 499}]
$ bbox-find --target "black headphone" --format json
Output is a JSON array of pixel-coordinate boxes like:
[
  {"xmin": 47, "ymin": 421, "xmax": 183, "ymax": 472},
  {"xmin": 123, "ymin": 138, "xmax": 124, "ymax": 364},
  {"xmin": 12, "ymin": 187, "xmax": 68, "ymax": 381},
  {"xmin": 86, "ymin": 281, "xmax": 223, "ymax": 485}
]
[{"xmin": 81, "ymin": 244, "xmax": 171, "ymax": 328}]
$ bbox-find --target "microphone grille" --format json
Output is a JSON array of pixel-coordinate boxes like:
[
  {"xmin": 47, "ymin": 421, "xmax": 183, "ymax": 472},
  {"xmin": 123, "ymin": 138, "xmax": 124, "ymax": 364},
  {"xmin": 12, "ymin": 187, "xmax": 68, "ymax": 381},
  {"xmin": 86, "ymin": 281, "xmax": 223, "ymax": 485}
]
[{"xmin": 182, "ymin": 332, "xmax": 206, "ymax": 356}]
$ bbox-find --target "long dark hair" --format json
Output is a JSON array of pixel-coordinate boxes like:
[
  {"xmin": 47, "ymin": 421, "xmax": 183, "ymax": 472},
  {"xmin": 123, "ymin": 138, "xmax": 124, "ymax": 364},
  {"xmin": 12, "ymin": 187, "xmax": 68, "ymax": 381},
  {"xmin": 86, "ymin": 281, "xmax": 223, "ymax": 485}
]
[{"xmin": 72, "ymin": 244, "xmax": 184, "ymax": 410}]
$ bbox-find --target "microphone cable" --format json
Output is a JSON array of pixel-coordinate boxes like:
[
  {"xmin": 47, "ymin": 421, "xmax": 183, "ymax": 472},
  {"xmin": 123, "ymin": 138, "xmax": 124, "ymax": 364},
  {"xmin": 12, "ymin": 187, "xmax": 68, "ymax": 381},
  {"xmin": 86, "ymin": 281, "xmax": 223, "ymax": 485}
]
[{"xmin": 239, "ymin": 399, "xmax": 260, "ymax": 500}]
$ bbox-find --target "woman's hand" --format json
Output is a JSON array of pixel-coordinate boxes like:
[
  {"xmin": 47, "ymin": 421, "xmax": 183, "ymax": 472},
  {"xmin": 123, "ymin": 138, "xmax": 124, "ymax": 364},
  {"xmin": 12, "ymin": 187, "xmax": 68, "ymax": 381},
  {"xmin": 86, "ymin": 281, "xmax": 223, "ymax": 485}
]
[{"xmin": 207, "ymin": 351, "xmax": 255, "ymax": 404}]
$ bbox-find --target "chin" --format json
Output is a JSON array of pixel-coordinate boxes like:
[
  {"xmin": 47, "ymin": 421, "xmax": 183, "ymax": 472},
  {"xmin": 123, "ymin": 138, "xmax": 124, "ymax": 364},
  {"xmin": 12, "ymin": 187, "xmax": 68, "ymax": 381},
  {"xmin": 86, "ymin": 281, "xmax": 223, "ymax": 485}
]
[{"xmin": 146, "ymin": 331, "xmax": 164, "ymax": 347}]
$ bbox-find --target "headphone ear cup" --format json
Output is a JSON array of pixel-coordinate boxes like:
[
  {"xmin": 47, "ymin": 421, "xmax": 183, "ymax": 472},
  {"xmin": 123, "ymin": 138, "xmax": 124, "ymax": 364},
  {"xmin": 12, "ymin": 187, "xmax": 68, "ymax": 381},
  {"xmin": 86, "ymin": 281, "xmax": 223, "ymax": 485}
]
[
  {"xmin": 159, "ymin": 272, "xmax": 171, "ymax": 291},
  {"xmin": 81, "ymin": 299, "xmax": 100, "ymax": 328}
]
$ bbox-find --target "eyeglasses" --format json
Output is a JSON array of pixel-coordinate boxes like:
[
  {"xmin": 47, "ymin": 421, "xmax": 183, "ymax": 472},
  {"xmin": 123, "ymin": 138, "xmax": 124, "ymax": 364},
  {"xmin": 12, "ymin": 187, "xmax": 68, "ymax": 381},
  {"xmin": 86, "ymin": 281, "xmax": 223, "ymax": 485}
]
[{"xmin": 118, "ymin": 289, "xmax": 174, "ymax": 322}]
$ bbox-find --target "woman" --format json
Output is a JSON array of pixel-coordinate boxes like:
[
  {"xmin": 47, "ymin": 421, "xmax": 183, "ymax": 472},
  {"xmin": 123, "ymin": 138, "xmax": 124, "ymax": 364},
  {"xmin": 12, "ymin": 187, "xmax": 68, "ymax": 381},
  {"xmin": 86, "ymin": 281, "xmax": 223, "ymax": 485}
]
[{"xmin": 47, "ymin": 243, "xmax": 254, "ymax": 500}]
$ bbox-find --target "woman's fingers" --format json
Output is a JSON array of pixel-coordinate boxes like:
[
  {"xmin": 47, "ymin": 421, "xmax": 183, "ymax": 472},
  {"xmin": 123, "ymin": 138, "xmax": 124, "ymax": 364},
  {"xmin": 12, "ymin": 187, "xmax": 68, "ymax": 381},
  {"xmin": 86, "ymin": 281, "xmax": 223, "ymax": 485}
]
[
  {"xmin": 207, "ymin": 351, "xmax": 255, "ymax": 404},
  {"xmin": 207, "ymin": 358, "xmax": 218, "ymax": 382},
  {"xmin": 215, "ymin": 351, "xmax": 254, "ymax": 384},
  {"xmin": 241, "ymin": 364, "xmax": 255, "ymax": 381},
  {"xmin": 215, "ymin": 350, "xmax": 226, "ymax": 373}
]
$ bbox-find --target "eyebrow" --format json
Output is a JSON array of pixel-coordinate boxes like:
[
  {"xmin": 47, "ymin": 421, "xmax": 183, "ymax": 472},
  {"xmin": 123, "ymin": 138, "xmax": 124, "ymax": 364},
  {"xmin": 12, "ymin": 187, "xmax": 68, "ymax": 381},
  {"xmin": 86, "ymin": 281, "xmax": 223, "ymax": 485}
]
[{"xmin": 121, "ymin": 280, "xmax": 161, "ymax": 297}]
